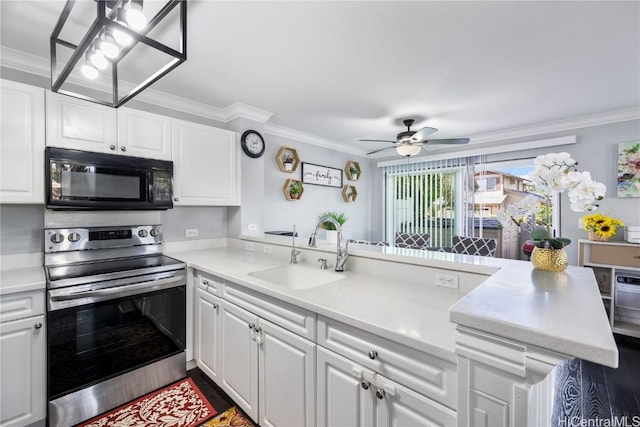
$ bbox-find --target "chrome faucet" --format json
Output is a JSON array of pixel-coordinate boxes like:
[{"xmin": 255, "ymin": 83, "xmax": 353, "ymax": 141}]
[
  {"xmin": 290, "ymin": 225, "xmax": 300, "ymax": 264},
  {"xmin": 309, "ymin": 216, "xmax": 349, "ymax": 272}
]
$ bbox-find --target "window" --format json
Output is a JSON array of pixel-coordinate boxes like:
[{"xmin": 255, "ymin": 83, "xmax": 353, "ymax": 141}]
[{"xmin": 382, "ymin": 157, "xmax": 559, "ymax": 259}]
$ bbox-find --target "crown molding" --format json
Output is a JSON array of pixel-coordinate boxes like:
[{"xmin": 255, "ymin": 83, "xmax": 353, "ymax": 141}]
[
  {"xmin": 262, "ymin": 122, "xmax": 367, "ymax": 156},
  {"xmin": 467, "ymin": 107, "xmax": 640, "ymax": 144},
  {"xmin": 2, "ymin": 46, "xmax": 637, "ymax": 157},
  {"xmin": 0, "ymin": 46, "xmax": 273, "ymax": 124}
]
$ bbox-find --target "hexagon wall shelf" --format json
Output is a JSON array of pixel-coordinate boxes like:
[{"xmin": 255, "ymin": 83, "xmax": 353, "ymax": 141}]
[
  {"xmin": 342, "ymin": 185, "xmax": 358, "ymax": 202},
  {"xmin": 345, "ymin": 160, "xmax": 361, "ymax": 181},
  {"xmin": 283, "ymin": 178, "xmax": 304, "ymax": 201},
  {"xmin": 277, "ymin": 146, "xmax": 300, "ymax": 173}
]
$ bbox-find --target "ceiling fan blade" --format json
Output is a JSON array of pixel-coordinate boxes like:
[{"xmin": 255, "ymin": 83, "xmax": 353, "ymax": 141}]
[
  {"xmin": 423, "ymin": 138, "xmax": 470, "ymax": 145},
  {"xmin": 366, "ymin": 146, "xmax": 396, "ymax": 155},
  {"xmin": 409, "ymin": 126, "xmax": 438, "ymax": 142},
  {"xmin": 359, "ymin": 139, "xmax": 397, "ymax": 143}
]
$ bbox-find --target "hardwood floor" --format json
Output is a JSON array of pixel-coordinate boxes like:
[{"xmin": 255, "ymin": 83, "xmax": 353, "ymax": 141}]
[{"xmin": 552, "ymin": 334, "xmax": 640, "ymax": 426}]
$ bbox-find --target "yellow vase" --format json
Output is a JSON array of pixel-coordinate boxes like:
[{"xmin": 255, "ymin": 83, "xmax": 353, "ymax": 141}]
[{"xmin": 530, "ymin": 247, "xmax": 568, "ymax": 272}]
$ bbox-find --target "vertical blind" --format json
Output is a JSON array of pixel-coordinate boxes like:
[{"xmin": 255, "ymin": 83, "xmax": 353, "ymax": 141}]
[{"xmin": 382, "ymin": 156, "xmax": 483, "ymax": 247}]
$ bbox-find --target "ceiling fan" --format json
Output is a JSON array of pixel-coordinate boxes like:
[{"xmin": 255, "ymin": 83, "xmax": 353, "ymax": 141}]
[{"xmin": 360, "ymin": 119, "xmax": 470, "ymax": 157}]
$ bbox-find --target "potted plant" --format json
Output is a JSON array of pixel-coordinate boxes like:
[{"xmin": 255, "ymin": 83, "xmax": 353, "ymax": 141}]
[
  {"xmin": 317, "ymin": 211, "xmax": 348, "ymax": 243},
  {"xmin": 288, "ymin": 180, "xmax": 303, "ymax": 199},
  {"xmin": 349, "ymin": 164, "xmax": 360, "ymax": 180},
  {"xmin": 582, "ymin": 213, "xmax": 624, "ymax": 241},
  {"xmin": 497, "ymin": 152, "xmax": 606, "ymax": 272},
  {"xmin": 283, "ymin": 154, "xmax": 295, "ymax": 171}
]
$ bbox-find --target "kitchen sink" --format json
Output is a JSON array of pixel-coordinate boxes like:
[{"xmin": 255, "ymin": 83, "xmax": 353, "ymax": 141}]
[{"xmin": 248, "ymin": 264, "xmax": 345, "ymax": 290}]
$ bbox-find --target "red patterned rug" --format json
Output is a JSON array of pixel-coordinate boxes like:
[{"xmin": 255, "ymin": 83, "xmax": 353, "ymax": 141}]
[{"xmin": 79, "ymin": 378, "xmax": 217, "ymax": 427}]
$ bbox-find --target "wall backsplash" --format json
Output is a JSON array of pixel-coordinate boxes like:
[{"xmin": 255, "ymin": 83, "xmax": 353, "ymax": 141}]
[{"xmin": 0, "ymin": 204, "xmax": 44, "ymax": 255}]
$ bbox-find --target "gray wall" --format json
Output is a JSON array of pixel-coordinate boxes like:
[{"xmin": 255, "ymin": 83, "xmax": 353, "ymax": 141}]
[
  {"xmin": 0, "ymin": 205, "xmax": 44, "ymax": 255},
  {"xmin": 370, "ymin": 119, "xmax": 640, "ymax": 264}
]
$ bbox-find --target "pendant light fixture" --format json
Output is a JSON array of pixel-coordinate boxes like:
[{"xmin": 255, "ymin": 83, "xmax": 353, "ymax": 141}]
[{"xmin": 50, "ymin": 0, "xmax": 187, "ymax": 108}]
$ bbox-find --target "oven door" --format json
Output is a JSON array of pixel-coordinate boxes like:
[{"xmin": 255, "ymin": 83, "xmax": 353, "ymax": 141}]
[{"xmin": 47, "ymin": 279, "xmax": 186, "ymax": 400}]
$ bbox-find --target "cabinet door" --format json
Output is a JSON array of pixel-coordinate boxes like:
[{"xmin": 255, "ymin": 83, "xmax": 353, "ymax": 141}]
[
  {"xmin": 171, "ymin": 119, "xmax": 240, "ymax": 206},
  {"xmin": 258, "ymin": 318, "xmax": 316, "ymax": 427},
  {"xmin": 117, "ymin": 108, "xmax": 172, "ymax": 160},
  {"xmin": 375, "ymin": 375, "xmax": 456, "ymax": 427},
  {"xmin": 0, "ymin": 315, "xmax": 46, "ymax": 427},
  {"xmin": 219, "ymin": 300, "xmax": 258, "ymax": 421},
  {"xmin": 45, "ymin": 91, "xmax": 117, "ymax": 153},
  {"xmin": 0, "ymin": 80, "xmax": 45, "ymax": 203},
  {"xmin": 317, "ymin": 347, "xmax": 376, "ymax": 427},
  {"xmin": 195, "ymin": 289, "xmax": 221, "ymax": 382}
]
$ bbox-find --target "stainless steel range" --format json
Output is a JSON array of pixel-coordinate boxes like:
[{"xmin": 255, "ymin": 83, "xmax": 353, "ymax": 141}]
[{"xmin": 44, "ymin": 225, "xmax": 187, "ymax": 427}]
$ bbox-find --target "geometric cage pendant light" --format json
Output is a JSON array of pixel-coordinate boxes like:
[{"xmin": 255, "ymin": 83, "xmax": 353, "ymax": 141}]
[{"xmin": 50, "ymin": 0, "xmax": 187, "ymax": 108}]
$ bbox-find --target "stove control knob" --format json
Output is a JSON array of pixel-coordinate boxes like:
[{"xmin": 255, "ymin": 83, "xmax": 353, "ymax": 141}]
[
  {"xmin": 138, "ymin": 229, "xmax": 149, "ymax": 238},
  {"xmin": 68, "ymin": 232, "xmax": 81, "ymax": 242},
  {"xmin": 150, "ymin": 228, "xmax": 160, "ymax": 237},
  {"xmin": 50, "ymin": 233, "xmax": 64, "ymax": 244}
]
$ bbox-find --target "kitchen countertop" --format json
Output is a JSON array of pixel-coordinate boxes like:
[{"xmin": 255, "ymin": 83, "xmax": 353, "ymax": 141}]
[
  {"xmin": 0, "ymin": 266, "xmax": 46, "ymax": 295},
  {"xmin": 168, "ymin": 237, "xmax": 618, "ymax": 368}
]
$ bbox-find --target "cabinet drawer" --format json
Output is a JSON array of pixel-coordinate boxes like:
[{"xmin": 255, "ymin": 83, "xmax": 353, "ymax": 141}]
[
  {"xmin": 0, "ymin": 290, "xmax": 45, "ymax": 323},
  {"xmin": 223, "ymin": 282, "xmax": 315, "ymax": 341},
  {"xmin": 317, "ymin": 316, "xmax": 457, "ymax": 409},
  {"xmin": 197, "ymin": 271, "xmax": 223, "ymax": 296},
  {"xmin": 590, "ymin": 245, "xmax": 640, "ymax": 268}
]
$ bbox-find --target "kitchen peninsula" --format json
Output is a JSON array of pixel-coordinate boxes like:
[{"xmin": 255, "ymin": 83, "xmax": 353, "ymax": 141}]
[{"xmin": 164, "ymin": 234, "xmax": 618, "ymax": 427}]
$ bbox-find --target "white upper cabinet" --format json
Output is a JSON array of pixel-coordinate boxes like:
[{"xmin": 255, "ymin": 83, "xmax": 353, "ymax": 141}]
[
  {"xmin": 172, "ymin": 119, "xmax": 240, "ymax": 206},
  {"xmin": 117, "ymin": 107, "xmax": 172, "ymax": 160},
  {"xmin": 0, "ymin": 79, "xmax": 45, "ymax": 204},
  {"xmin": 46, "ymin": 91, "xmax": 117, "ymax": 153}
]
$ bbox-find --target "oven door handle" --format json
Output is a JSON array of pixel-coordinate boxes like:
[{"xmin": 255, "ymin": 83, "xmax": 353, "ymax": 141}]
[{"xmin": 50, "ymin": 274, "xmax": 185, "ymax": 301}]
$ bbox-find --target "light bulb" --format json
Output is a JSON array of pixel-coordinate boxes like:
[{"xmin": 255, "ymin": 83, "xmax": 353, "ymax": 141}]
[
  {"xmin": 113, "ymin": 8, "xmax": 133, "ymax": 47},
  {"xmin": 81, "ymin": 62, "xmax": 99, "ymax": 79},
  {"xmin": 89, "ymin": 48, "xmax": 108, "ymax": 70},
  {"xmin": 113, "ymin": 28, "xmax": 133, "ymax": 47},
  {"xmin": 99, "ymin": 33, "xmax": 120, "ymax": 59},
  {"xmin": 125, "ymin": 1, "xmax": 147, "ymax": 31}
]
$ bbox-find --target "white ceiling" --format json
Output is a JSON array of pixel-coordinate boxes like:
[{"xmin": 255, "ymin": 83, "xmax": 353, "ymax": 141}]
[{"xmin": 1, "ymin": 1, "xmax": 639, "ymax": 158}]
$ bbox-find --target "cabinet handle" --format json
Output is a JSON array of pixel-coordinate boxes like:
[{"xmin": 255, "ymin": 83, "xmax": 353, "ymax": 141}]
[
  {"xmin": 375, "ymin": 389, "xmax": 385, "ymax": 400},
  {"xmin": 361, "ymin": 381, "xmax": 370, "ymax": 390},
  {"xmin": 109, "ymin": 145, "xmax": 116, "ymax": 150},
  {"xmin": 174, "ymin": 197, "xmax": 179, "ymax": 202},
  {"xmin": 254, "ymin": 326, "xmax": 262, "ymax": 333},
  {"xmin": 120, "ymin": 146, "xmax": 126, "ymax": 152},
  {"xmin": 213, "ymin": 303, "xmax": 218, "ymax": 310},
  {"xmin": 203, "ymin": 279, "xmax": 209, "ymax": 285},
  {"xmin": 34, "ymin": 323, "xmax": 43, "ymax": 330},
  {"xmin": 248, "ymin": 322, "xmax": 255, "ymax": 330},
  {"xmin": 368, "ymin": 350, "xmax": 378, "ymax": 360}
]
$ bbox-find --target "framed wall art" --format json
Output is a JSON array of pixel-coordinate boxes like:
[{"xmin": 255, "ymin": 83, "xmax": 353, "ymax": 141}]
[
  {"xmin": 301, "ymin": 162, "xmax": 343, "ymax": 188},
  {"xmin": 617, "ymin": 141, "xmax": 640, "ymax": 198}
]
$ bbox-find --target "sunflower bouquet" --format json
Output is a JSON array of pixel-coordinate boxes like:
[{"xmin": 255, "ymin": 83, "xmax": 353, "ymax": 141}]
[{"xmin": 582, "ymin": 213, "xmax": 624, "ymax": 241}]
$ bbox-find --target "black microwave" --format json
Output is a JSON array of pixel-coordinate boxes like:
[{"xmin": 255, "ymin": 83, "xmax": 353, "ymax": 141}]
[{"xmin": 45, "ymin": 147, "xmax": 174, "ymax": 210}]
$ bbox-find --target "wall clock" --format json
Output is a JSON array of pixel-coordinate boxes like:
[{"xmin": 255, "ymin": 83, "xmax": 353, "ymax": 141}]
[{"xmin": 241, "ymin": 130, "xmax": 265, "ymax": 158}]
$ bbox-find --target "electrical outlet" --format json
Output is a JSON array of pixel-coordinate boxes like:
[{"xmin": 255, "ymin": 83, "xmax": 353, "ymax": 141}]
[
  {"xmin": 436, "ymin": 273, "xmax": 459, "ymax": 289},
  {"xmin": 185, "ymin": 228, "xmax": 198, "ymax": 237},
  {"xmin": 263, "ymin": 246, "xmax": 272, "ymax": 254},
  {"xmin": 245, "ymin": 242, "xmax": 255, "ymax": 251},
  {"xmin": 248, "ymin": 223, "xmax": 258, "ymax": 231}
]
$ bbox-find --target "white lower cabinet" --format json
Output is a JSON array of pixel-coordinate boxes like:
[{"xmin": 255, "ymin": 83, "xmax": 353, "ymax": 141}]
[
  {"xmin": 195, "ymin": 288, "xmax": 222, "ymax": 382},
  {"xmin": 317, "ymin": 347, "xmax": 456, "ymax": 427},
  {"xmin": 218, "ymin": 299, "xmax": 316, "ymax": 426},
  {"xmin": 0, "ymin": 315, "xmax": 46, "ymax": 427}
]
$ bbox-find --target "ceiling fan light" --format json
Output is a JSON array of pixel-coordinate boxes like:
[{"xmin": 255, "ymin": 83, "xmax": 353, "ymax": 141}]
[
  {"xmin": 125, "ymin": 1, "xmax": 147, "ymax": 31},
  {"xmin": 396, "ymin": 145, "xmax": 421, "ymax": 157}
]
